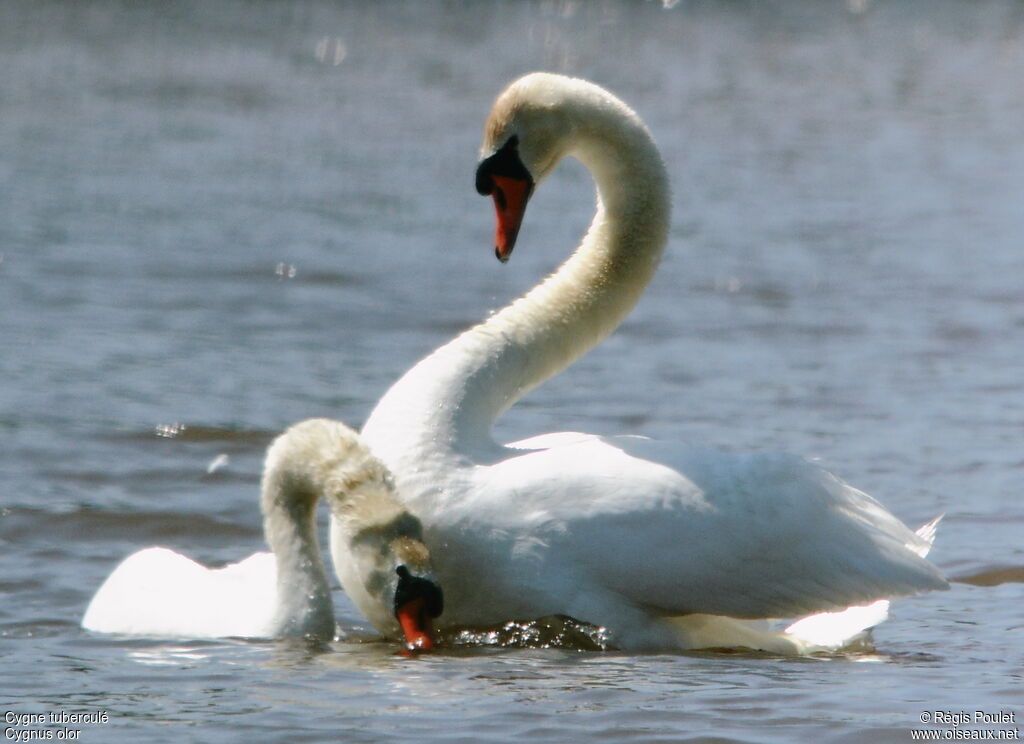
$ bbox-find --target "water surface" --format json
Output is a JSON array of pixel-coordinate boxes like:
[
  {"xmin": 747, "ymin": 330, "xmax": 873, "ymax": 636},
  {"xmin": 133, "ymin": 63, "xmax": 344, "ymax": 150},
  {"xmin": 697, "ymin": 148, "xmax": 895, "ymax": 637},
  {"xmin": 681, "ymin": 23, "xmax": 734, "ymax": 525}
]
[{"xmin": 1, "ymin": 2, "xmax": 1022, "ymax": 742}]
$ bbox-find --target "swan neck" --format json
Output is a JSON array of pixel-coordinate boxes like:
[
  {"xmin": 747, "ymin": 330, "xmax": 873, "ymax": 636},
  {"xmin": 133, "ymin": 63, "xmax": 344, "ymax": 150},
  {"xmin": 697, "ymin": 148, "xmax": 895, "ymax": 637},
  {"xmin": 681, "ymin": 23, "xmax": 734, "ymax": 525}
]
[
  {"xmin": 260, "ymin": 466, "xmax": 336, "ymax": 639},
  {"xmin": 364, "ymin": 98, "xmax": 669, "ymax": 466}
]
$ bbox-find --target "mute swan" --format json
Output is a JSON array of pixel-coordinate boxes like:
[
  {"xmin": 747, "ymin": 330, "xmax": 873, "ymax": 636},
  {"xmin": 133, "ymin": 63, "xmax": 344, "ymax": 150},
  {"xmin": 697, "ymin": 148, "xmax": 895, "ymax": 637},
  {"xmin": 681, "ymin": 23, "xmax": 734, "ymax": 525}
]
[
  {"xmin": 82, "ymin": 419, "xmax": 443, "ymax": 649},
  {"xmin": 355, "ymin": 73, "xmax": 947, "ymax": 653}
]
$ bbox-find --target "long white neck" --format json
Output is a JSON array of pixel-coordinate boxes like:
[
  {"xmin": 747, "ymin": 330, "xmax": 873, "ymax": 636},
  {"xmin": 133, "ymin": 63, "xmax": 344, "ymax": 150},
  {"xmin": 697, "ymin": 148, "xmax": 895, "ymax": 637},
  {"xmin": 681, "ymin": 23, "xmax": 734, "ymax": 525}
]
[
  {"xmin": 260, "ymin": 441, "xmax": 337, "ymax": 640},
  {"xmin": 260, "ymin": 418, "xmax": 406, "ymax": 640},
  {"xmin": 363, "ymin": 90, "xmax": 670, "ymax": 473}
]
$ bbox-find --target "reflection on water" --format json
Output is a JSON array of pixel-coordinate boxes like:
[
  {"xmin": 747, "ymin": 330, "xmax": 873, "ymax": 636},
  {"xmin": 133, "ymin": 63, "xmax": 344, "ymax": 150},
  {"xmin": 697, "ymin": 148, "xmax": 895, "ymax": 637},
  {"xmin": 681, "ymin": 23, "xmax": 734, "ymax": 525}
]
[
  {"xmin": 952, "ymin": 566, "xmax": 1024, "ymax": 587},
  {"xmin": 2, "ymin": 1, "xmax": 1022, "ymax": 742}
]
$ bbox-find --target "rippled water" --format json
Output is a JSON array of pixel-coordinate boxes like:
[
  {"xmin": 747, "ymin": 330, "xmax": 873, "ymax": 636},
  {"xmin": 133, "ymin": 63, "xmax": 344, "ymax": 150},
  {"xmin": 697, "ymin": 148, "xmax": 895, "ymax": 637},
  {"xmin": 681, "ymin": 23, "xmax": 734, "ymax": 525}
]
[{"xmin": 2, "ymin": 2, "xmax": 1022, "ymax": 742}]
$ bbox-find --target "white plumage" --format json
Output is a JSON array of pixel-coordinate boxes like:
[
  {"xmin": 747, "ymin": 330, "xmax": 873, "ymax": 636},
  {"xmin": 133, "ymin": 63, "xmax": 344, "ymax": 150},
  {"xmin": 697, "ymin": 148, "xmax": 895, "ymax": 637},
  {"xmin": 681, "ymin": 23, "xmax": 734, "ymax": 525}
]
[
  {"xmin": 355, "ymin": 73, "xmax": 946, "ymax": 652},
  {"xmin": 83, "ymin": 419, "xmax": 440, "ymax": 645}
]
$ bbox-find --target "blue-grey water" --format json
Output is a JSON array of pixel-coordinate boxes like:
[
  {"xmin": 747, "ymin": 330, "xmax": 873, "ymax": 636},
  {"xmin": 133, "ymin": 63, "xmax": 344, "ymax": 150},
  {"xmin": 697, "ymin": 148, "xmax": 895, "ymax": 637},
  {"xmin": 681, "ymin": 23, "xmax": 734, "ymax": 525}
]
[{"xmin": 2, "ymin": 2, "xmax": 1022, "ymax": 742}]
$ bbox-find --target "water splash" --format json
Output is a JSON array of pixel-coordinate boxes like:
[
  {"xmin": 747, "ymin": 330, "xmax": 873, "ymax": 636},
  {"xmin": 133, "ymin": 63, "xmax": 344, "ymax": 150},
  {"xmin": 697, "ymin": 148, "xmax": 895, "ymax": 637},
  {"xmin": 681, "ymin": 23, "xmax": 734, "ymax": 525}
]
[{"xmin": 445, "ymin": 615, "xmax": 611, "ymax": 651}]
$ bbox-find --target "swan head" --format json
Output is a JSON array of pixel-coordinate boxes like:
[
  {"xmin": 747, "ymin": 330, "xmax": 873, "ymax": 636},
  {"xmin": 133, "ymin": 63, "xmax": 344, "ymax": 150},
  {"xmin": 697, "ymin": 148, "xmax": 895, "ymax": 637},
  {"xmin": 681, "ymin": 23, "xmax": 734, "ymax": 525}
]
[
  {"xmin": 476, "ymin": 72, "xmax": 663, "ymax": 263},
  {"xmin": 394, "ymin": 564, "xmax": 444, "ymax": 651},
  {"xmin": 327, "ymin": 471, "xmax": 444, "ymax": 649},
  {"xmin": 476, "ymin": 72, "xmax": 587, "ymax": 262},
  {"xmin": 335, "ymin": 485, "xmax": 444, "ymax": 649},
  {"xmin": 476, "ymin": 134, "xmax": 535, "ymax": 263},
  {"xmin": 372, "ymin": 529, "xmax": 444, "ymax": 651},
  {"xmin": 339, "ymin": 512, "xmax": 444, "ymax": 651}
]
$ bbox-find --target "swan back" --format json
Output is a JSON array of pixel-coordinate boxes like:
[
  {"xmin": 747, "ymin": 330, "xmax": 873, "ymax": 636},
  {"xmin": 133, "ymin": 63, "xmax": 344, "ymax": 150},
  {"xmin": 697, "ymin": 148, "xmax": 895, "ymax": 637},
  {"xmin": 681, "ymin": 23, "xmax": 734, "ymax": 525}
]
[{"xmin": 81, "ymin": 547, "xmax": 279, "ymax": 639}]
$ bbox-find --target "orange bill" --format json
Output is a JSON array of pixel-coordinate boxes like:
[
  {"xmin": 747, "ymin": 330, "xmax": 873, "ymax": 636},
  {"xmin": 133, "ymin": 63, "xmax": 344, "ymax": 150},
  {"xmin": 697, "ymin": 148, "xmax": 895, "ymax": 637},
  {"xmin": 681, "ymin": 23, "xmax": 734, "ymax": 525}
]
[
  {"xmin": 490, "ymin": 174, "xmax": 532, "ymax": 263},
  {"xmin": 396, "ymin": 596, "xmax": 435, "ymax": 651}
]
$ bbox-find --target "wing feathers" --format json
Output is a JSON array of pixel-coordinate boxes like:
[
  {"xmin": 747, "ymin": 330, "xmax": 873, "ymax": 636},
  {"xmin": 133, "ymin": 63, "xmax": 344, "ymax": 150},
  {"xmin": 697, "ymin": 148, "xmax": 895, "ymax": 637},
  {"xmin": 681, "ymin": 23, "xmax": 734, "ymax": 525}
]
[{"xmin": 489, "ymin": 436, "xmax": 947, "ymax": 621}]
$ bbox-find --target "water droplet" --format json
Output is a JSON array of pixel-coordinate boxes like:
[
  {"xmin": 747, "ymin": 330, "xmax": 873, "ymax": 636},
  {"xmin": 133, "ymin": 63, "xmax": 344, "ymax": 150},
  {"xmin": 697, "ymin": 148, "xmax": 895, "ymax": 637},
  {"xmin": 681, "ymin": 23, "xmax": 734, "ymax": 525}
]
[
  {"xmin": 275, "ymin": 262, "xmax": 297, "ymax": 279},
  {"xmin": 206, "ymin": 453, "xmax": 230, "ymax": 474},
  {"xmin": 315, "ymin": 37, "xmax": 347, "ymax": 66},
  {"xmin": 155, "ymin": 422, "xmax": 186, "ymax": 438}
]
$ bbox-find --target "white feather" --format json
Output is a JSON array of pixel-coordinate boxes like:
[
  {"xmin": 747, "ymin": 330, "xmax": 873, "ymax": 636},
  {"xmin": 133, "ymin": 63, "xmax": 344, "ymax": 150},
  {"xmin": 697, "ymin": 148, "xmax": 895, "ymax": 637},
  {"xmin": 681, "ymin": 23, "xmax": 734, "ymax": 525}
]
[{"xmin": 359, "ymin": 73, "xmax": 947, "ymax": 653}]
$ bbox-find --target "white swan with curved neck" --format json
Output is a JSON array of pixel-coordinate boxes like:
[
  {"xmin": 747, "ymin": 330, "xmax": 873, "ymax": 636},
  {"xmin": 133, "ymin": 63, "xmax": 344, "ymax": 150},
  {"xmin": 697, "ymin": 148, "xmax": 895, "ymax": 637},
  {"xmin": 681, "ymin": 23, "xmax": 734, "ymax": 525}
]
[
  {"xmin": 83, "ymin": 419, "xmax": 442, "ymax": 648},
  {"xmin": 356, "ymin": 73, "xmax": 946, "ymax": 652}
]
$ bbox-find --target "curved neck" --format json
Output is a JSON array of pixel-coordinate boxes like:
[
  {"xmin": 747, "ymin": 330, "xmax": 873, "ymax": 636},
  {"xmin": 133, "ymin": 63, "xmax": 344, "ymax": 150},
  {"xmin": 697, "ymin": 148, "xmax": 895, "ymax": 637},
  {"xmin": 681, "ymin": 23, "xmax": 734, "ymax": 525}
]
[
  {"xmin": 261, "ymin": 418, "xmax": 417, "ymax": 640},
  {"xmin": 364, "ymin": 107, "xmax": 670, "ymax": 467},
  {"xmin": 259, "ymin": 420, "xmax": 381, "ymax": 639},
  {"xmin": 260, "ymin": 463, "xmax": 337, "ymax": 640}
]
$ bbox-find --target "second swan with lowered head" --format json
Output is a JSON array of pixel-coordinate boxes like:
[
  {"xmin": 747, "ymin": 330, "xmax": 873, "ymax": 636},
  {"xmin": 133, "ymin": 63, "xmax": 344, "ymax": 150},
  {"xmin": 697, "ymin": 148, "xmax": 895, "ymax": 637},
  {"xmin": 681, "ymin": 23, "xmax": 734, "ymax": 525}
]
[
  {"xmin": 82, "ymin": 419, "xmax": 443, "ymax": 649},
  {"xmin": 357, "ymin": 72, "xmax": 947, "ymax": 653}
]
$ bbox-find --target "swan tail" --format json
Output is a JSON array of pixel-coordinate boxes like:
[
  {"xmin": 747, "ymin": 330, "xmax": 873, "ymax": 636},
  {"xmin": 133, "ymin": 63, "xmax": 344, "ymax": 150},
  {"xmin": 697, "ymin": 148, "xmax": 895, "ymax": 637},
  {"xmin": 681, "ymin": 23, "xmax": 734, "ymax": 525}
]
[
  {"xmin": 775, "ymin": 516, "xmax": 944, "ymax": 651},
  {"xmin": 910, "ymin": 514, "xmax": 943, "ymax": 557},
  {"xmin": 660, "ymin": 514, "xmax": 948, "ymax": 654},
  {"xmin": 82, "ymin": 547, "xmax": 278, "ymax": 638}
]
